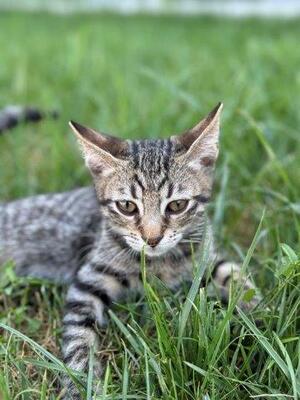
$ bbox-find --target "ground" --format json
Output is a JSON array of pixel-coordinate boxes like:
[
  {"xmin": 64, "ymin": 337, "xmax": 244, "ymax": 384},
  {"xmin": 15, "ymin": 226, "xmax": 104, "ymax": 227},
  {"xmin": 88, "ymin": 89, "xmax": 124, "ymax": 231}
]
[{"xmin": 0, "ymin": 12, "xmax": 299, "ymax": 400}]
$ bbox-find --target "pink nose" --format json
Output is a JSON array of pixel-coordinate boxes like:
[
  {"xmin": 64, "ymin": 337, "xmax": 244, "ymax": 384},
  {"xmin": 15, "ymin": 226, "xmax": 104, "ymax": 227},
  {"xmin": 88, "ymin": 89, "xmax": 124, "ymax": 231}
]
[{"xmin": 145, "ymin": 236, "xmax": 163, "ymax": 248}]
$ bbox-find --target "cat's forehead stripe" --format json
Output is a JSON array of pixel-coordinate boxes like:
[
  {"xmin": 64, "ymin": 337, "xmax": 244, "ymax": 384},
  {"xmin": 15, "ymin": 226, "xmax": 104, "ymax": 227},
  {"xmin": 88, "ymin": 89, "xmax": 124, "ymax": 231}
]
[
  {"xmin": 157, "ymin": 176, "xmax": 168, "ymax": 191},
  {"xmin": 129, "ymin": 138, "xmax": 174, "ymax": 170},
  {"xmin": 126, "ymin": 139, "xmax": 192, "ymax": 197},
  {"xmin": 128, "ymin": 139, "xmax": 176, "ymax": 190},
  {"xmin": 130, "ymin": 183, "xmax": 137, "ymax": 199},
  {"xmin": 166, "ymin": 183, "xmax": 174, "ymax": 198},
  {"xmin": 133, "ymin": 173, "xmax": 145, "ymax": 192}
]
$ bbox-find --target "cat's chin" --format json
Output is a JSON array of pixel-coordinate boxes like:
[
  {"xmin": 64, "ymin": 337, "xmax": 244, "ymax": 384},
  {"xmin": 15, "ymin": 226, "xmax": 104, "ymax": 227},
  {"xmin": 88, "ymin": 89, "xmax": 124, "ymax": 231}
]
[
  {"xmin": 143, "ymin": 246, "xmax": 170, "ymax": 258},
  {"xmin": 124, "ymin": 236, "xmax": 182, "ymax": 258},
  {"xmin": 128, "ymin": 243, "xmax": 174, "ymax": 258}
]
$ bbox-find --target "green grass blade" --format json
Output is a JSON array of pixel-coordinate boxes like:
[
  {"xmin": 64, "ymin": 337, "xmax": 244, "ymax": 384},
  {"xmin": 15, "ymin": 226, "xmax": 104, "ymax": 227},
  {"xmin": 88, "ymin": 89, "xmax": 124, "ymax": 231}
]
[
  {"xmin": 0, "ymin": 322, "xmax": 65, "ymax": 370},
  {"xmin": 86, "ymin": 346, "xmax": 95, "ymax": 400},
  {"xmin": 237, "ymin": 308, "xmax": 291, "ymax": 382},
  {"xmin": 273, "ymin": 332, "xmax": 300, "ymax": 397}
]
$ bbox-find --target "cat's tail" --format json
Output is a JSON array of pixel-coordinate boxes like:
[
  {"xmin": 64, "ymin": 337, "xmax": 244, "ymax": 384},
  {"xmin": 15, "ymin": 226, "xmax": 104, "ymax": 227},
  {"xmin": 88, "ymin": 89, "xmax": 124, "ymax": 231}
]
[{"xmin": 0, "ymin": 105, "xmax": 59, "ymax": 134}]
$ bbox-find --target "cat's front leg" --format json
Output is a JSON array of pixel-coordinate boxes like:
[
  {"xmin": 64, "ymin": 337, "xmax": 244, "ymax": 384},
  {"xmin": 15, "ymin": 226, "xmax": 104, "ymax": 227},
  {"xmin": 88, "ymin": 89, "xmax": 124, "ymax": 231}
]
[
  {"xmin": 211, "ymin": 260, "xmax": 259, "ymax": 310},
  {"xmin": 61, "ymin": 262, "xmax": 129, "ymax": 399}
]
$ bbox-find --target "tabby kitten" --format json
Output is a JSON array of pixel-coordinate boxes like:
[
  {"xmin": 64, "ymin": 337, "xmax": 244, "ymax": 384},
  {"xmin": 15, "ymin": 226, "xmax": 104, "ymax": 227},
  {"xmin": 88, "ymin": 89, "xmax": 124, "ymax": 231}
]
[{"xmin": 0, "ymin": 103, "xmax": 257, "ymax": 399}]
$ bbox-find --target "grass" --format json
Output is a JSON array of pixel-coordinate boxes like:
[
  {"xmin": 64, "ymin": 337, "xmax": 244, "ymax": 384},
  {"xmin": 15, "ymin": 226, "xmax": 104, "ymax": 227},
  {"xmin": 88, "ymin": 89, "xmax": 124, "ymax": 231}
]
[{"xmin": 0, "ymin": 11, "xmax": 299, "ymax": 400}]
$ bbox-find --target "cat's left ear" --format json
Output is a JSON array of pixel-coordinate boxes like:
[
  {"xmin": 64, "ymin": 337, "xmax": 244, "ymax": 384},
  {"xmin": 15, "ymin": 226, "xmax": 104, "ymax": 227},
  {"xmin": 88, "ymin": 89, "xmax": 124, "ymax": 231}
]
[
  {"xmin": 69, "ymin": 121, "xmax": 128, "ymax": 176},
  {"xmin": 175, "ymin": 102, "xmax": 223, "ymax": 169}
]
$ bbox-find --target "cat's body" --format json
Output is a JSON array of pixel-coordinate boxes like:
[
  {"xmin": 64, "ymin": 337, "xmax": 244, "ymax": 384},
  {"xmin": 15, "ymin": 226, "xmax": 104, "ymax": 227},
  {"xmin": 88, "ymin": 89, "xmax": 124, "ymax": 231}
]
[
  {"xmin": 0, "ymin": 103, "xmax": 257, "ymax": 399},
  {"xmin": 0, "ymin": 187, "xmax": 101, "ymax": 283}
]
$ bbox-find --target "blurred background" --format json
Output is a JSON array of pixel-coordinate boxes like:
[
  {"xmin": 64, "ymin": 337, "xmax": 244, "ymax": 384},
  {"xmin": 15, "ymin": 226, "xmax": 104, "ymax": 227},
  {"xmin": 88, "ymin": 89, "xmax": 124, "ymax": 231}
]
[
  {"xmin": 0, "ymin": 0, "xmax": 299, "ymax": 256},
  {"xmin": 1, "ymin": 0, "xmax": 300, "ymax": 16}
]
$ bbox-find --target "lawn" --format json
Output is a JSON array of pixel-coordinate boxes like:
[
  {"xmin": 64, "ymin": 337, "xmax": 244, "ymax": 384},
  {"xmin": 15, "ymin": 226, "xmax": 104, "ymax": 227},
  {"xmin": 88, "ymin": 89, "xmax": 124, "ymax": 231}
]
[{"xmin": 0, "ymin": 11, "xmax": 299, "ymax": 400}]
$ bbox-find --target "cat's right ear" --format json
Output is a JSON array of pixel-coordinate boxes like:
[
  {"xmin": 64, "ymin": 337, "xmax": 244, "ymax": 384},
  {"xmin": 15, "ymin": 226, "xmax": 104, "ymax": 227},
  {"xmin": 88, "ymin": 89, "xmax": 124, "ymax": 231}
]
[
  {"xmin": 174, "ymin": 102, "xmax": 223, "ymax": 170},
  {"xmin": 69, "ymin": 121, "xmax": 128, "ymax": 176}
]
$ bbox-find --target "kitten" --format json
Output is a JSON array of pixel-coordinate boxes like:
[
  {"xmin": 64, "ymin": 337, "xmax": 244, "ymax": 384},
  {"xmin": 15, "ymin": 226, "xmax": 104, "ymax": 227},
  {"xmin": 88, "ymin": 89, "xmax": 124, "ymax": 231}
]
[{"xmin": 0, "ymin": 103, "xmax": 257, "ymax": 399}]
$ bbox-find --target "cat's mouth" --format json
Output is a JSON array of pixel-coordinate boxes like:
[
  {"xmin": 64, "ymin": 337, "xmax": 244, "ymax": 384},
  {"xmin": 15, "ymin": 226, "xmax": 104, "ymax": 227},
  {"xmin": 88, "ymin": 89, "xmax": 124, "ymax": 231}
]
[
  {"xmin": 143, "ymin": 245, "xmax": 170, "ymax": 257},
  {"xmin": 124, "ymin": 235, "xmax": 182, "ymax": 258}
]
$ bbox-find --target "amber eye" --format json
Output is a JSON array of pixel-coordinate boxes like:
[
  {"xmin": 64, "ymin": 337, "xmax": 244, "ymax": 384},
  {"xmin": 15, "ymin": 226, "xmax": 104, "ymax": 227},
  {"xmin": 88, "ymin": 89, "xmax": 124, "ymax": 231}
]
[
  {"xmin": 166, "ymin": 199, "xmax": 189, "ymax": 214},
  {"xmin": 116, "ymin": 201, "xmax": 138, "ymax": 216}
]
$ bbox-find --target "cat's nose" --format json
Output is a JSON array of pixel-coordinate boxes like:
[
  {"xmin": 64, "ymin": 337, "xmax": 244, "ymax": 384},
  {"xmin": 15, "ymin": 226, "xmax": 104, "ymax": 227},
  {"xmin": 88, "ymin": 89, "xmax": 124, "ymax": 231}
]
[{"xmin": 146, "ymin": 235, "xmax": 163, "ymax": 248}]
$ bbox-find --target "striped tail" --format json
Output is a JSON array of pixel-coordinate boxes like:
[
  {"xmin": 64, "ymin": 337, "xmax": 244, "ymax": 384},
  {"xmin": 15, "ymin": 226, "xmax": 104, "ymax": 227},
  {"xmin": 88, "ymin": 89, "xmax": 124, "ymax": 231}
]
[{"xmin": 0, "ymin": 105, "xmax": 58, "ymax": 134}]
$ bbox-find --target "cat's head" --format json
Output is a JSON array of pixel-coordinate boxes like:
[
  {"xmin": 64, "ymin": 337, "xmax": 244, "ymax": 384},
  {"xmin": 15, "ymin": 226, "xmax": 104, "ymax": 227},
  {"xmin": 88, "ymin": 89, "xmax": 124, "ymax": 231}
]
[{"xmin": 70, "ymin": 103, "xmax": 222, "ymax": 257}]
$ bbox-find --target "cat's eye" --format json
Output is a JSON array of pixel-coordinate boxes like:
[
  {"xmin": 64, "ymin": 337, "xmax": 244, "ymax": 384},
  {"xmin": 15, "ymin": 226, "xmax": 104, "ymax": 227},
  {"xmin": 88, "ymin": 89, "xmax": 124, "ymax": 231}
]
[
  {"xmin": 166, "ymin": 199, "xmax": 189, "ymax": 214},
  {"xmin": 116, "ymin": 201, "xmax": 138, "ymax": 216}
]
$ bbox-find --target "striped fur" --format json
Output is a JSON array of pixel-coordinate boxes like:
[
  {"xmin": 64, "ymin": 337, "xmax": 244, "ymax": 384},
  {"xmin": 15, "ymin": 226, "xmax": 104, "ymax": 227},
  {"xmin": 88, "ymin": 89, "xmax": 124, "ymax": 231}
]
[{"xmin": 0, "ymin": 103, "xmax": 259, "ymax": 399}]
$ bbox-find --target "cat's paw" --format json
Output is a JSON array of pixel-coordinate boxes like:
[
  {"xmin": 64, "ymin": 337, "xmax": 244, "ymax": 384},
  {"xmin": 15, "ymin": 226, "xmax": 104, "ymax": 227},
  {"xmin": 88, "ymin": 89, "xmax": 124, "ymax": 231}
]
[
  {"xmin": 239, "ymin": 275, "xmax": 265, "ymax": 311},
  {"xmin": 237, "ymin": 294, "xmax": 260, "ymax": 311}
]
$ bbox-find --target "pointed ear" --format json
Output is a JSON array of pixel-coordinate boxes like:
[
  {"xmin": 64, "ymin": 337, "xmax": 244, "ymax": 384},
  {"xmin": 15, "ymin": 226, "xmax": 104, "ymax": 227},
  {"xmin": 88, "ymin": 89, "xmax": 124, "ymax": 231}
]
[
  {"xmin": 69, "ymin": 121, "xmax": 128, "ymax": 176},
  {"xmin": 176, "ymin": 102, "xmax": 223, "ymax": 169}
]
